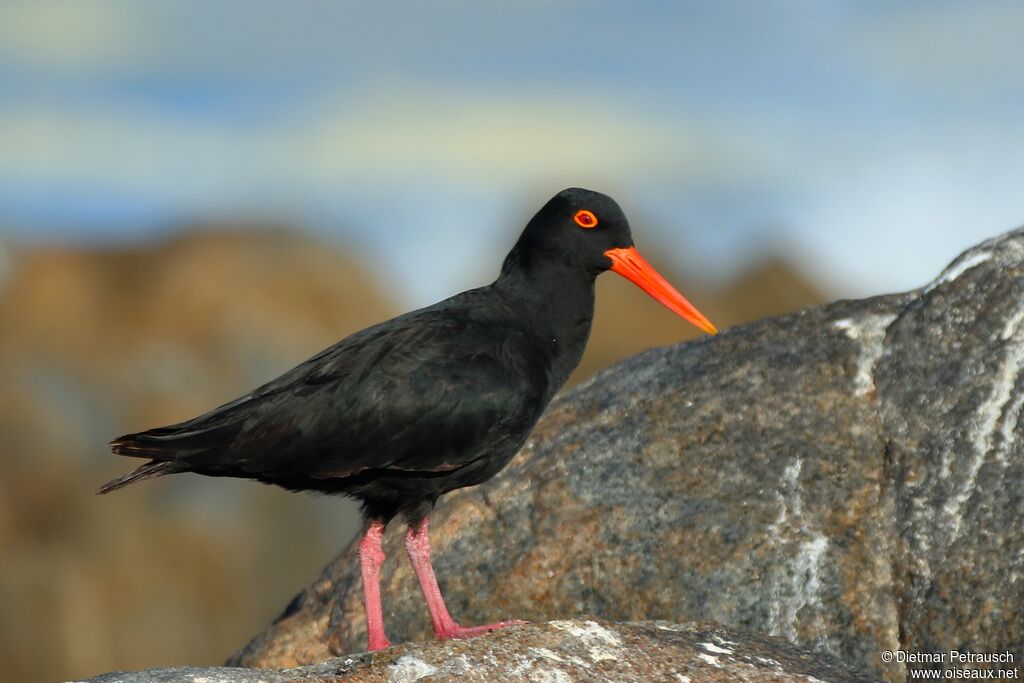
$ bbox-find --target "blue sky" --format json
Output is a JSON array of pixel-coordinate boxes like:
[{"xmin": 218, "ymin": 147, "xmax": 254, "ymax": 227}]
[{"xmin": 1, "ymin": 1, "xmax": 1022, "ymax": 304}]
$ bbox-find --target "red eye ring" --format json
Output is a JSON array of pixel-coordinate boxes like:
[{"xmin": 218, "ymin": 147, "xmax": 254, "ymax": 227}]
[{"xmin": 574, "ymin": 210, "xmax": 598, "ymax": 228}]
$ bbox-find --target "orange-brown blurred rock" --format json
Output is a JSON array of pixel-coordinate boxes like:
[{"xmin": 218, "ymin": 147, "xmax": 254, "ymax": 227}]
[{"xmin": 0, "ymin": 227, "xmax": 397, "ymax": 683}]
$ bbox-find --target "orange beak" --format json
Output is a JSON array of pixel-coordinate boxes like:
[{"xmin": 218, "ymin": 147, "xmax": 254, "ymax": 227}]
[{"xmin": 604, "ymin": 246, "xmax": 718, "ymax": 335}]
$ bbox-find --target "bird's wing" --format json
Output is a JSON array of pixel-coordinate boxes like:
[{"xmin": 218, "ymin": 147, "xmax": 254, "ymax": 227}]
[
  {"xmin": 119, "ymin": 300, "xmax": 550, "ymax": 481},
  {"xmin": 311, "ymin": 317, "xmax": 549, "ymax": 478}
]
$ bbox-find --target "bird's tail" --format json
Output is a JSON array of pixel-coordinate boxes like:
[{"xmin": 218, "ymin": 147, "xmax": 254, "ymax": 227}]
[
  {"xmin": 108, "ymin": 422, "xmax": 236, "ymax": 458},
  {"xmin": 97, "ymin": 459, "xmax": 177, "ymax": 494},
  {"xmin": 99, "ymin": 421, "xmax": 239, "ymax": 493}
]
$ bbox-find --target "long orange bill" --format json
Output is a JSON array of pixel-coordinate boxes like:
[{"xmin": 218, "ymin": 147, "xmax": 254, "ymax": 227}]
[{"xmin": 604, "ymin": 246, "xmax": 718, "ymax": 335}]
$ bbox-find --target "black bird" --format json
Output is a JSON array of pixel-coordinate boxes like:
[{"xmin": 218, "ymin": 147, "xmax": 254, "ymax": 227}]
[{"xmin": 99, "ymin": 188, "xmax": 717, "ymax": 651}]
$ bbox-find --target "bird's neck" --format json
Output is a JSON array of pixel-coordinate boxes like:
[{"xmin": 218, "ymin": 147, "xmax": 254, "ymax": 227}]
[{"xmin": 494, "ymin": 253, "xmax": 596, "ymax": 394}]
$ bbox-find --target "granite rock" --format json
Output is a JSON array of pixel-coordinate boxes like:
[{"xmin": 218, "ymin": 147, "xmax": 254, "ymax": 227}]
[{"xmin": 84, "ymin": 619, "xmax": 866, "ymax": 682}]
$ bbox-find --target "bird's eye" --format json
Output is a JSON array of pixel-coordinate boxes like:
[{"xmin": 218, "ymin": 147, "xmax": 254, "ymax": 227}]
[{"xmin": 573, "ymin": 210, "xmax": 598, "ymax": 229}]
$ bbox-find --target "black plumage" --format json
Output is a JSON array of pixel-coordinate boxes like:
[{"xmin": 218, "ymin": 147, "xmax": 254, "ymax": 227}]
[{"xmin": 99, "ymin": 187, "xmax": 716, "ymax": 649}]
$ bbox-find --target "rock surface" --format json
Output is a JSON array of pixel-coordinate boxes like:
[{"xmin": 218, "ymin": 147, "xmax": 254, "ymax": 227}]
[
  {"xmin": 82, "ymin": 619, "xmax": 866, "ymax": 682},
  {"xmin": 230, "ymin": 229, "xmax": 1024, "ymax": 682}
]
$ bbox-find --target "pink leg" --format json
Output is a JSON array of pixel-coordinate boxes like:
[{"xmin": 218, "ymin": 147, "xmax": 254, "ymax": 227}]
[
  {"xmin": 358, "ymin": 520, "xmax": 391, "ymax": 651},
  {"xmin": 404, "ymin": 517, "xmax": 526, "ymax": 640}
]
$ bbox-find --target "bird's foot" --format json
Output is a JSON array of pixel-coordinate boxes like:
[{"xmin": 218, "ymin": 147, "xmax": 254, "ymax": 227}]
[
  {"xmin": 436, "ymin": 619, "xmax": 527, "ymax": 640},
  {"xmin": 367, "ymin": 636, "xmax": 393, "ymax": 652}
]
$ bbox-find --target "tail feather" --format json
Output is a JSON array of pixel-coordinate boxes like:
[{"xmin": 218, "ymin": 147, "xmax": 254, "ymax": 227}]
[
  {"xmin": 97, "ymin": 459, "xmax": 177, "ymax": 494},
  {"xmin": 102, "ymin": 419, "xmax": 242, "ymax": 493},
  {"xmin": 109, "ymin": 421, "xmax": 240, "ymax": 459}
]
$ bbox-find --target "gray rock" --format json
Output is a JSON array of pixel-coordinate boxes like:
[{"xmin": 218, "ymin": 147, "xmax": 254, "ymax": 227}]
[
  {"xmin": 228, "ymin": 229, "xmax": 1024, "ymax": 682},
  {"xmin": 79, "ymin": 619, "xmax": 866, "ymax": 682},
  {"xmin": 878, "ymin": 236, "xmax": 1024, "ymax": 661}
]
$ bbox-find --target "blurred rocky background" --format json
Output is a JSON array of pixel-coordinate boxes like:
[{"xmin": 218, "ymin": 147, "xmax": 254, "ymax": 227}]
[{"xmin": 1, "ymin": 2, "xmax": 1022, "ymax": 682}]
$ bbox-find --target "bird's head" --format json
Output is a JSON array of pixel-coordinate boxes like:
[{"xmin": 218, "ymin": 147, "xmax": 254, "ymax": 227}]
[{"xmin": 516, "ymin": 187, "xmax": 717, "ymax": 336}]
